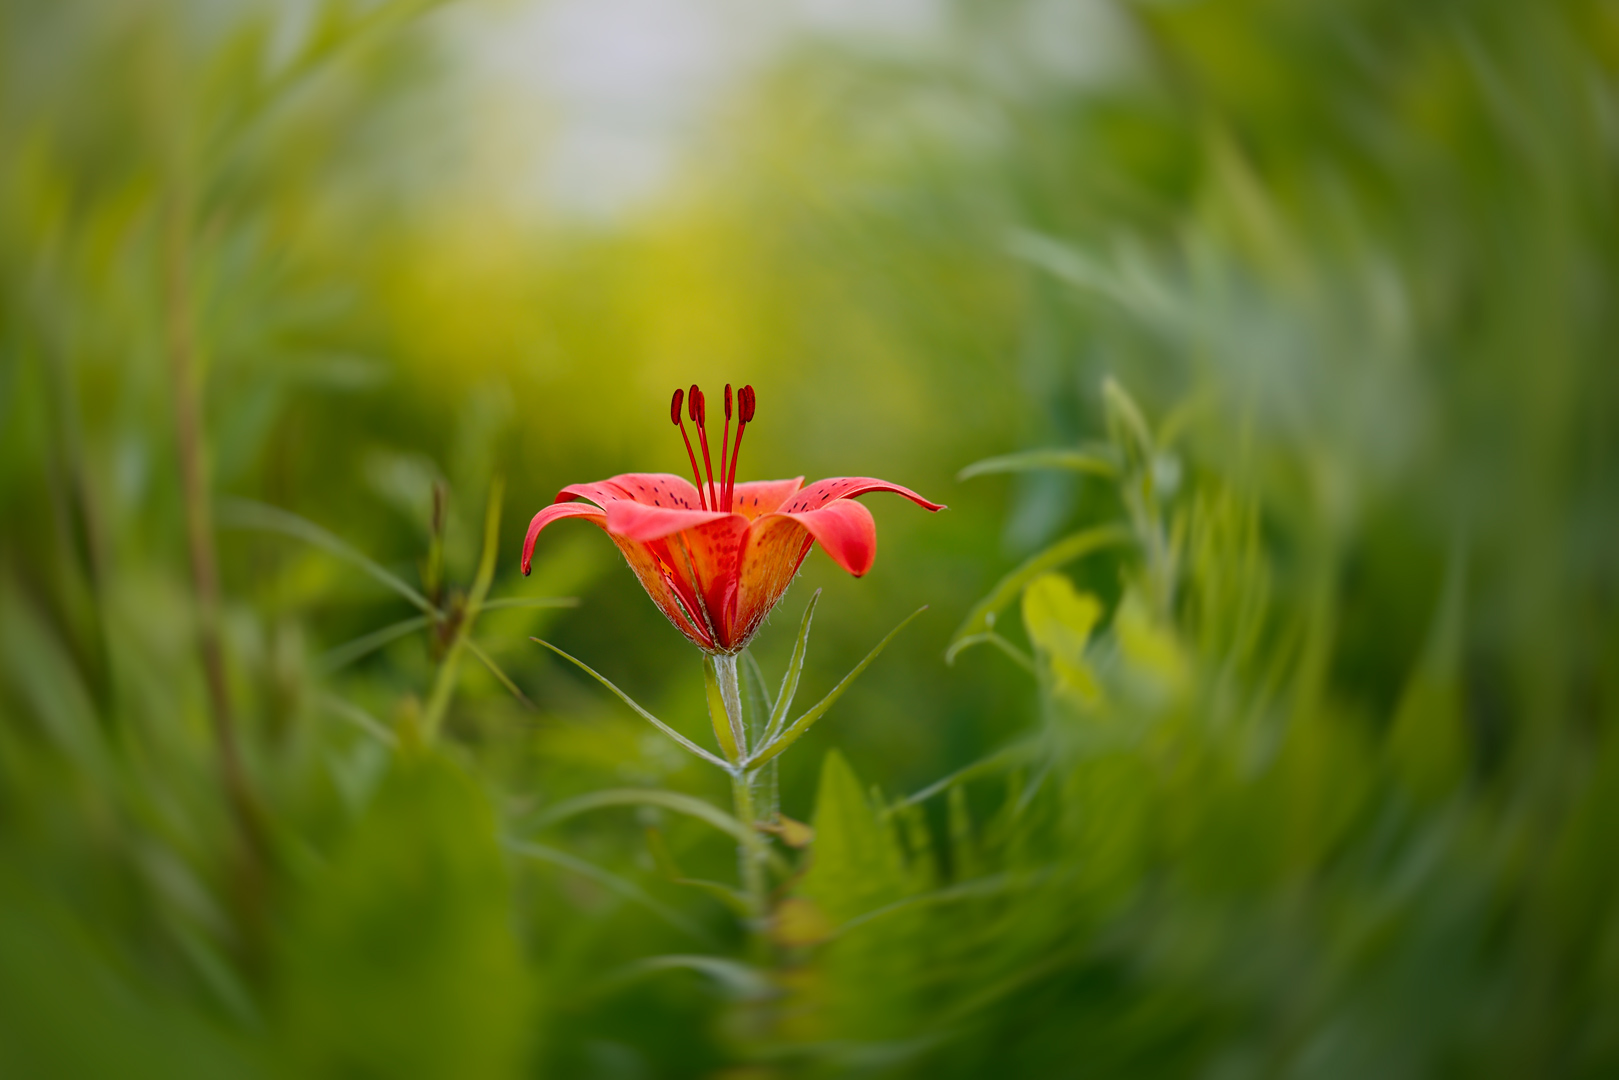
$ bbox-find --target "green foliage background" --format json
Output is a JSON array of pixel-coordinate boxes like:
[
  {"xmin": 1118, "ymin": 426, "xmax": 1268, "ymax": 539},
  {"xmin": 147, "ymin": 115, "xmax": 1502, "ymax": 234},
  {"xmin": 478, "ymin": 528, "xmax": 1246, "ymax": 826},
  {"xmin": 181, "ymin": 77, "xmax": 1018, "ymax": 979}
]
[{"xmin": 2, "ymin": 0, "xmax": 1616, "ymax": 1076}]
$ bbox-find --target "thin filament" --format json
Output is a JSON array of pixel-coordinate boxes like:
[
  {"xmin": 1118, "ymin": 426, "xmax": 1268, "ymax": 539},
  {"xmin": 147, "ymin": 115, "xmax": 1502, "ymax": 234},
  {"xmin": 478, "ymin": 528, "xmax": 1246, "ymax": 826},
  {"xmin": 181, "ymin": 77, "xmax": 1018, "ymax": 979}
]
[
  {"xmin": 691, "ymin": 388, "xmax": 719, "ymax": 509},
  {"xmin": 728, "ymin": 422, "xmax": 746, "ymax": 507},
  {"xmin": 677, "ymin": 420, "xmax": 707, "ymax": 510}
]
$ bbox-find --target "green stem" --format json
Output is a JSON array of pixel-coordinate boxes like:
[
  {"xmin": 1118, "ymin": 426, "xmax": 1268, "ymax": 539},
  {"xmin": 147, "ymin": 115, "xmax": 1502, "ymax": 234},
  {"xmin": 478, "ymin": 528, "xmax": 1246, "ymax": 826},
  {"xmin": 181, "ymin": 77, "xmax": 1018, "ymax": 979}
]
[{"xmin": 731, "ymin": 768, "xmax": 766, "ymax": 924}]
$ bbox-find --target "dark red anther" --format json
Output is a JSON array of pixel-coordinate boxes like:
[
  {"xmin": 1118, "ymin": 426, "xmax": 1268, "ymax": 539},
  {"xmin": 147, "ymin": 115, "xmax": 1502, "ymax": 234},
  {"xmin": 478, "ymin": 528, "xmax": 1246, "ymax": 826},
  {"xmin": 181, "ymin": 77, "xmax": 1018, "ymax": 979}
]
[
  {"xmin": 671, "ymin": 386, "xmax": 707, "ymax": 509},
  {"xmin": 725, "ymin": 384, "xmax": 756, "ymax": 507},
  {"xmin": 690, "ymin": 384, "xmax": 718, "ymax": 508},
  {"xmin": 723, "ymin": 384, "xmax": 733, "ymax": 419}
]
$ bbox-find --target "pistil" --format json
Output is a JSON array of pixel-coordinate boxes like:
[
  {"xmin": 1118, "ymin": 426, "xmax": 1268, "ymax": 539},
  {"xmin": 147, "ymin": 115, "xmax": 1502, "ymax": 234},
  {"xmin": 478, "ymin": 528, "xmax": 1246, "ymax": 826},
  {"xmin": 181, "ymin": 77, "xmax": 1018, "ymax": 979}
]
[{"xmin": 718, "ymin": 385, "xmax": 733, "ymax": 511}]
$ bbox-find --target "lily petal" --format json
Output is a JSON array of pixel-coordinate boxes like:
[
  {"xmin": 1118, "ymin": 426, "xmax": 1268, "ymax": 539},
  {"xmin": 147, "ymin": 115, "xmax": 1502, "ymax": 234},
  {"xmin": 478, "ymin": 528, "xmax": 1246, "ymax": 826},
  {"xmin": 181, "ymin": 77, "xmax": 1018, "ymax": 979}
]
[
  {"xmin": 606, "ymin": 500, "xmax": 735, "ymax": 543},
  {"xmin": 610, "ymin": 534, "xmax": 718, "ymax": 651},
  {"xmin": 729, "ymin": 477, "xmax": 805, "ymax": 518},
  {"xmin": 776, "ymin": 499, "xmax": 880, "ymax": 576},
  {"xmin": 779, "ymin": 476, "xmax": 946, "ymax": 514},
  {"xmin": 522, "ymin": 502, "xmax": 607, "ymax": 575},
  {"xmin": 559, "ymin": 473, "xmax": 707, "ymax": 512}
]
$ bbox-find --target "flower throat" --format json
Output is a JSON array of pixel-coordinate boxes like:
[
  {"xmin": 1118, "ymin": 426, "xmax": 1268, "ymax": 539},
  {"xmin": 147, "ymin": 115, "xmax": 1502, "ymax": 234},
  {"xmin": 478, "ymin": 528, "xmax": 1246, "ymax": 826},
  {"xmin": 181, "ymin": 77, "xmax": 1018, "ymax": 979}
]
[{"xmin": 670, "ymin": 383, "xmax": 755, "ymax": 511}]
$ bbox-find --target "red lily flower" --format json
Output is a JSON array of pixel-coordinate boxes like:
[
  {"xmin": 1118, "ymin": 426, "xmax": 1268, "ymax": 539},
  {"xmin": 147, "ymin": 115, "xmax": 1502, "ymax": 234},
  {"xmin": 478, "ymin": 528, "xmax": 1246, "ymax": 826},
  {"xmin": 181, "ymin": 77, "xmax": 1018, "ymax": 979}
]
[{"xmin": 521, "ymin": 384, "xmax": 943, "ymax": 654}]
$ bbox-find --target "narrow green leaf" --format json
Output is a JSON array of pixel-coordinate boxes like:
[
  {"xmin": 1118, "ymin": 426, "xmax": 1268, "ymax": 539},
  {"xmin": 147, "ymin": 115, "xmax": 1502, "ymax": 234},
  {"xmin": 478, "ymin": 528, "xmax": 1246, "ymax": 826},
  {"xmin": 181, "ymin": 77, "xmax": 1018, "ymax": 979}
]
[
  {"xmin": 527, "ymin": 788, "xmax": 756, "ymax": 848},
  {"xmin": 465, "ymin": 640, "xmax": 535, "ymax": 710},
  {"xmin": 217, "ymin": 497, "xmax": 434, "ymax": 614},
  {"xmin": 1102, "ymin": 376, "xmax": 1154, "ymax": 463},
  {"xmin": 318, "ymin": 614, "xmax": 432, "ymax": 673},
  {"xmin": 948, "ymin": 524, "xmax": 1133, "ymax": 657},
  {"xmin": 505, "ymin": 840, "xmax": 707, "ymax": 941},
  {"xmin": 479, "ymin": 596, "xmax": 579, "ymax": 612},
  {"xmin": 834, "ymin": 873, "xmax": 1029, "ymax": 936},
  {"xmin": 956, "ymin": 445, "xmax": 1119, "ymax": 482},
  {"xmin": 747, "ymin": 606, "xmax": 926, "ymax": 769},
  {"xmin": 529, "ymin": 639, "xmax": 729, "ymax": 769},
  {"xmin": 763, "ymin": 589, "xmax": 820, "ymax": 745},
  {"xmin": 422, "ymin": 478, "xmax": 503, "ymax": 740},
  {"xmin": 894, "ymin": 738, "xmax": 1040, "ymax": 808},
  {"xmin": 593, "ymin": 955, "xmax": 773, "ymax": 1000},
  {"xmin": 943, "ymin": 631, "xmax": 1035, "ymax": 672},
  {"xmin": 318, "ymin": 692, "xmax": 399, "ymax": 748}
]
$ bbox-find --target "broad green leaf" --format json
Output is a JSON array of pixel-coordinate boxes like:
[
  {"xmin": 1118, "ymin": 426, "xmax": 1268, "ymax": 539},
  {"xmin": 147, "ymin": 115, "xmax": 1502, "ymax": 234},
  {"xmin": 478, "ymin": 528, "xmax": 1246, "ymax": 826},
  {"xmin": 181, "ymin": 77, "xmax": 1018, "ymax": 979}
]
[
  {"xmin": 1113, "ymin": 587, "xmax": 1189, "ymax": 694},
  {"xmin": 798, "ymin": 750, "xmax": 911, "ymax": 926},
  {"xmin": 948, "ymin": 524, "xmax": 1132, "ymax": 659},
  {"xmin": 1387, "ymin": 551, "xmax": 1468, "ymax": 801},
  {"xmin": 1022, "ymin": 572, "xmax": 1104, "ymax": 703},
  {"xmin": 956, "ymin": 445, "xmax": 1120, "ymax": 482},
  {"xmin": 276, "ymin": 752, "xmax": 532, "ymax": 1078}
]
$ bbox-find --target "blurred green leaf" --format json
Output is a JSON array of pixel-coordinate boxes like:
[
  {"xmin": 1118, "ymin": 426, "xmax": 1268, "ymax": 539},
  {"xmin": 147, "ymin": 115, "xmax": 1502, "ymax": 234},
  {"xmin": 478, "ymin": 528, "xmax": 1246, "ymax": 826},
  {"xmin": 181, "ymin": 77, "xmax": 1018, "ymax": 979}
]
[
  {"xmin": 275, "ymin": 751, "xmax": 532, "ymax": 1078},
  {"xmin": 948, "ymin": 524, "xmax": 1133, "ymax": 660}
]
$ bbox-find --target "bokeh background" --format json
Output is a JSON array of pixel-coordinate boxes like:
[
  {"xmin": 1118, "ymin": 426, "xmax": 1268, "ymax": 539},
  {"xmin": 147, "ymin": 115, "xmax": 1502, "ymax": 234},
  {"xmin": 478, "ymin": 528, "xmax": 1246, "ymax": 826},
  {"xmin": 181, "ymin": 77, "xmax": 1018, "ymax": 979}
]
[{"xmin": 2, "ymin": 0, "xmax": 1616, "ymax": 1077}]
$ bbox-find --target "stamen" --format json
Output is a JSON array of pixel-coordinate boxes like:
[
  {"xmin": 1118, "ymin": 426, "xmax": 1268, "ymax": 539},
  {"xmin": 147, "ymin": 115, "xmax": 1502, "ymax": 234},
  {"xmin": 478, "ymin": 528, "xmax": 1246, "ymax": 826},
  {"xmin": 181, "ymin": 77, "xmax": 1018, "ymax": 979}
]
[
  {"xmin": 727, "ymin": 384, "xmax": 755, "ymax": 507},
  {"xmin": 718, "ymin": 384, "xmax": 733, "ymax": 512},
  {"xmin": 671, "ymin": 387, "xmax": 707, "ymax": 509},
  {"xmin": 690, "ymin": 384, "xmax": 719, "ymax": 509}
]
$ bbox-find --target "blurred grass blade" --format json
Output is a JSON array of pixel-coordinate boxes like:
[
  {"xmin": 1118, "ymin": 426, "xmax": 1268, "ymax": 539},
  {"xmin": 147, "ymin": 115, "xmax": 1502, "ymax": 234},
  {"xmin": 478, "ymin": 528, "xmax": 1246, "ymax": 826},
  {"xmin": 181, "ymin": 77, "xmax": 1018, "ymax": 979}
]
[
  {"xmin": 835, "ymin": 873, "xmax": 1029, "ymax": 937},
  {"xmin": 318, "ymin": 614, "xmax": 432, "ymax": 673},
  {"xmin": 317, "ymin": 693, "xmax": 398, "ymax": 748},
  {"xmin": 422, "ymin": 478, "xmax": 504, "ymax": 740},
  {"xmin": 465, "ymin": 640, "xmax": 535, "ymax": 710},
  {"xmin": 592, "ymin": 955, "xmax": 773, "ymax": 1001},
  {"xmin": 1102, "ymin": 376, "xmax": 1155, "ymax": 464},
  {"xmin": 763, "ymin": 589, "xmax": 820, "ymax": 745},
  {"xmin": 957, "ymin": 445, "xmax": 1119, "ymax": 482},
  {"xmin": 748, "ymin": 606, "xmax": 927, "ymax": 769},
  {"xmin": 218, "ymin": 497, "xmax": 434, "ymax": 615},
  {"xmin": 948, "ymin": 524, "xmax": 1132, "ymax": 659},
  {"xmin": 479, "ymin": 597, "xmax": 579, "ymax": 612},
  {"xmin": 533, "ymin": 787, "xmax": 786, "ymax": 882},
  {"xmin": 894, "ymin": 738, "xmax": 1041, "ymax": 808},
  {"xmin": 945, "ymin": 632, "xmax": 1035, "ymax": 673},
  {"xmin": 505, "ymin": 840, "xmax": 707, "ymax": 942},
  {"xmin": 528, "ymin": 788, "xmax": 756, "ymax": 850},
  {"xmin": 530, "ymin": 639, "xmax": 729, "ymax": 769}
]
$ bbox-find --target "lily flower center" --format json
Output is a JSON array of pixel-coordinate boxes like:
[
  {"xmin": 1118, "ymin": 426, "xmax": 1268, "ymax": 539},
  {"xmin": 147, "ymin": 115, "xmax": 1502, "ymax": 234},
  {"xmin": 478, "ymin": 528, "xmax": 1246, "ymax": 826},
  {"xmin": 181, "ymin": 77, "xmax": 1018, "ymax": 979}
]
[{"xmin": 670, "ymin": 383, "xmax": 755, "ymax": 511}]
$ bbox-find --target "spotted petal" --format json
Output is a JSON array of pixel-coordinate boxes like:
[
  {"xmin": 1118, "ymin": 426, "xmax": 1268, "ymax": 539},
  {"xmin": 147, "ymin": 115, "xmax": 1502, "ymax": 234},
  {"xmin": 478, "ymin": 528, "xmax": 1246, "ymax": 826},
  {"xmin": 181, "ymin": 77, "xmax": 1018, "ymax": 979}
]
[
  {"xmin": 779, "ymin": 476, "xmax": 946, "ymax": 514},
  {"xmin": 773, "ymin": 499, "xmax": 881, "ymax": 576},
  {"xmin": 522, "ymin": 502, "xmax": 607, "ymax": 575}
]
